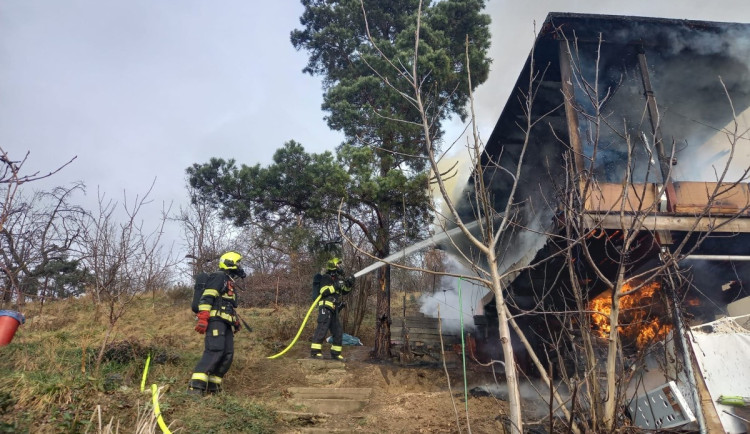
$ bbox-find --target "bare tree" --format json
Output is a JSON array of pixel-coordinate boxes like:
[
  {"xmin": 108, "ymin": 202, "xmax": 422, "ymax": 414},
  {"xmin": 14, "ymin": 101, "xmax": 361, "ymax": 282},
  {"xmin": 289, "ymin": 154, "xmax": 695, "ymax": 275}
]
[
  {"xmin": 0, "ymin": 147, "xmax": 77, "ymax": 307},
  {"xmin": 0, "ymin": 146, "xmax": 75, "ymax": 233},
  {"xmin": 79, "ymin": 181, "xmax": 175, "ymax": 376},
  {"xmin": 0, "ymin": 183, "xmax": 87, "ymax": 308},
  {"xmin": 175, "ymin": 185, "xmax": 237, "ymax": 277}
]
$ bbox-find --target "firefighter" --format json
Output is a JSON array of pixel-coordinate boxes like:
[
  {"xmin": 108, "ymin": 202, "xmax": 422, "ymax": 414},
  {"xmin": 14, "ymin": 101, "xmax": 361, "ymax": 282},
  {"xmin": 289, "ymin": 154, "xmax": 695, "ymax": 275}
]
[
  {"xmin": 310, "ymin": 257, "xmax": 355, "ymax": 361},
  {"xmin": 188, "ymin": 251, "xmax": 246, "ymax": 395}
]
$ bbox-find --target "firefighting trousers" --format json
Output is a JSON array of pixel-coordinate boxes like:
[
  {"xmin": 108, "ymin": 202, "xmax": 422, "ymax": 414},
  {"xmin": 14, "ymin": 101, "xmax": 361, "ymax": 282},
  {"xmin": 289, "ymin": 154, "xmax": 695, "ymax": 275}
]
[
  {"xmin": 189, "ymin": 320, "xmax": 234, "ymax": 391},
  {"xmin": 310, "ymin": 306, "xmax": 343, "ymax": 356}
]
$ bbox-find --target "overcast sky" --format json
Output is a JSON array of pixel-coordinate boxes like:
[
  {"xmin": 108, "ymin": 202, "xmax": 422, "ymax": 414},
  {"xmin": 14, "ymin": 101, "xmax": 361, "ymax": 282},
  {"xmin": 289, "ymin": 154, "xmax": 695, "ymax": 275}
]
[{"xmin": 3, "ymin": 0, "xmax": 750, "ymax": 254}]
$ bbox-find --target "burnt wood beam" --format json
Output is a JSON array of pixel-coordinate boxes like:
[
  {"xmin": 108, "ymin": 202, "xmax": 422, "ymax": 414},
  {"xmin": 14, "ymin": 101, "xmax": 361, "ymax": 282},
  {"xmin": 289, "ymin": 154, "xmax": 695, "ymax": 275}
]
[
  {"xmin": 559, "ymin": 40, "xmax": 585, "ymax": 175},
  {"xmin": 582, "ymin": 213, "xmax": 750, "ymax": 233},
  {"xmin": 637, "ymin": 51, "xmax": 678, "ymax": 211}
]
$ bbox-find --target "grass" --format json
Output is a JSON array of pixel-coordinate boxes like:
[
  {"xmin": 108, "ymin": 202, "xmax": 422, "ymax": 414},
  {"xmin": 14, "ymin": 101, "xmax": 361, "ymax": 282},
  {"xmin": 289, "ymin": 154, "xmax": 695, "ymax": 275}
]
[
  {"xmin": 0, "ymin": 290, "xmax": 282, "ymax": 433},
  {"xmin": 0, "ymin": 286, "xmax": 392, "ymax": 432}
]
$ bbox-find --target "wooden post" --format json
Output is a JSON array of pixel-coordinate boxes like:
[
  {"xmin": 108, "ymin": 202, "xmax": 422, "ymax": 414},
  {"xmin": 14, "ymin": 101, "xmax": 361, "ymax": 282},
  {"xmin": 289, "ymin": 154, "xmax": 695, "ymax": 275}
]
[
  {"xmin": 637, "ymin": 51, "xmax": 677, "ymax": 210},
  {"xmin": 559, "ymin": 40, "xmax": 585, "ymax": 175}
]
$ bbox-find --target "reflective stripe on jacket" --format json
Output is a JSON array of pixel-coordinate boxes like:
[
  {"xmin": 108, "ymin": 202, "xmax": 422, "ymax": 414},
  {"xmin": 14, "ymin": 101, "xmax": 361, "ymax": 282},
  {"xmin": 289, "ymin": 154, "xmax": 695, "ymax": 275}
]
[
  {"xmin": 197, "ymin": 272, "xmax": 238, "ymax": 324},
  {"xmin": 317, "ymin": 270, "xmax": 352, "ymax": 309}
]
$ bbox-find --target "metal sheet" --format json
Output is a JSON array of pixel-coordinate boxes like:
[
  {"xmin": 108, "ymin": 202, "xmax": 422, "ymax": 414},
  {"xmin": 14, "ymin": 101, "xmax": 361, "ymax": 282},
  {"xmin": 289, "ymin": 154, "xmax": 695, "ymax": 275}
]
[
  {"xmin": 691, "ymin": 316, "xmax": 750, "ymax": 433},
  {"xmin": 628, "ymin": 381, "xmax": 696, "ymax": 430}
]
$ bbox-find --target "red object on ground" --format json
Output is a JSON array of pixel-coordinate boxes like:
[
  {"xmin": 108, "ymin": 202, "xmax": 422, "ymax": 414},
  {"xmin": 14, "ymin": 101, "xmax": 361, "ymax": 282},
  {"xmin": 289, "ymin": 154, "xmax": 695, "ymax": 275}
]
[{"xmin": 0, "ymin": 310, "xmax": 25, "ymax": 346}]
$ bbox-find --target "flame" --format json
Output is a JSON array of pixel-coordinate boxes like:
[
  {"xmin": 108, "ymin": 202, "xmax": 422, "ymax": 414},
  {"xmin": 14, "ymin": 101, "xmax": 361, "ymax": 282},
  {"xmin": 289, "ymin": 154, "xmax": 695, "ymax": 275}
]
[{"xmin": 589, "ymin": 280, "xmax": 672, "ymax": 349}]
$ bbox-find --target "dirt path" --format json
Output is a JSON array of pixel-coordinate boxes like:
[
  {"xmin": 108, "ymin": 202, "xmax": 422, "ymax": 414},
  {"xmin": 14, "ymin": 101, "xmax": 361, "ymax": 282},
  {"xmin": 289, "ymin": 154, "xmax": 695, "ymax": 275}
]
[{"xmin": 232, "ymin": 345, "xmax": 510, "ymax": 433}]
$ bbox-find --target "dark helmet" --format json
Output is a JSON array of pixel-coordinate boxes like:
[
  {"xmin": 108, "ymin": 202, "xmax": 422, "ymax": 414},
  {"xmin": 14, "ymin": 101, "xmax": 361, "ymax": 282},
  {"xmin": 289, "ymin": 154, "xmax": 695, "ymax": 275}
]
[{"xmin": 219, "ymin": 251, "xmax": 246, "ymax": 278}]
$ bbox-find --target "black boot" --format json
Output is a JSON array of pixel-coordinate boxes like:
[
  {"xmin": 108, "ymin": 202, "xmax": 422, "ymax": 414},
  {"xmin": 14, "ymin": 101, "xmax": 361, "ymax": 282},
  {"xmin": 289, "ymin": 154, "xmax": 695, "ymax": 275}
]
[{"xmin": 331, "ymin": 353, "xmax": 345, "ymax": 362}]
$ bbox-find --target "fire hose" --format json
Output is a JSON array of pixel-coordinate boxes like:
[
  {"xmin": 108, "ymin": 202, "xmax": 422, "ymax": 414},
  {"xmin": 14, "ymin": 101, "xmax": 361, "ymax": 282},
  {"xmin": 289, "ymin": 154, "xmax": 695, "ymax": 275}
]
[{"xmin": 267, "ymin": 294, "xmax": 322, "ymax": 359}]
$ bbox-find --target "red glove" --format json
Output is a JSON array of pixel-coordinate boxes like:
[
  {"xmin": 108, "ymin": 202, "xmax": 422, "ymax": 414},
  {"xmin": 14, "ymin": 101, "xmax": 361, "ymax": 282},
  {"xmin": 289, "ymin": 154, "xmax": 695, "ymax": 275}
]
[{"xmin": 195, "ymin": 311, "xmax": 210, "ymax": 334}]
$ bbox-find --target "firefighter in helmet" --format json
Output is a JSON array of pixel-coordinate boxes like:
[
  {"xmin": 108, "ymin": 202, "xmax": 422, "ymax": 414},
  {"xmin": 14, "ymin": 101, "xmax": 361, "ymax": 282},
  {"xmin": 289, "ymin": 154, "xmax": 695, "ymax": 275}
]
[
  {"xmin": 310, "ymin": 257, "xmax": 355, "ymax": 361},
  {"xmin": 188, "ymin": 251, "xmax": 247, "ymax": 395}
]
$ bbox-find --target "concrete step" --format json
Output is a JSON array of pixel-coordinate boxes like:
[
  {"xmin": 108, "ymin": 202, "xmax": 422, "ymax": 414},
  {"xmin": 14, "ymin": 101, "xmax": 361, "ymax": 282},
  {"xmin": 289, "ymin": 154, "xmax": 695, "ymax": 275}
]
[{"xmin": 288, "ymin": 387, "xmax": 372, "ymax": 415}]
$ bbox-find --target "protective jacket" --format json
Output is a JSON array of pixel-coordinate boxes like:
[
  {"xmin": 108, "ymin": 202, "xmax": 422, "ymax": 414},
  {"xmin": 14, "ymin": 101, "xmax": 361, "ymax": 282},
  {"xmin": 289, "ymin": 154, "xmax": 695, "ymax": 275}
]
[
  {"xmin": 197, "ymin": 272, "xmax": 238, "ymax": 325},
  {"xmin": 317, "ymin": 270, "xmax": 351, "ymax": 310}
]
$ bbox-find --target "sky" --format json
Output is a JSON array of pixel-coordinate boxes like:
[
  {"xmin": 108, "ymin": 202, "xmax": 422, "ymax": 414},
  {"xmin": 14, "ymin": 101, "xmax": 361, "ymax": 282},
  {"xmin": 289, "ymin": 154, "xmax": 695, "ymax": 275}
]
[{"xmin": 3, "ymin": 0, "xmax": 750, "ymax": 255}]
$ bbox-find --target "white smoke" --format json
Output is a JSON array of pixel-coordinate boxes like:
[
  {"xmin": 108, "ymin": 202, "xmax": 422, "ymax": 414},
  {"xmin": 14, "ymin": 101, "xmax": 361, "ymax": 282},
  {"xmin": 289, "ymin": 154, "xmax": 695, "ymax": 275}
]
[
  {"xmin": 418, "ymin": 254, "xmax": 489, "ymax": 332},
  {"xmin": 472, "ymin": 379, "xmax": 572, "ymax": 419}
]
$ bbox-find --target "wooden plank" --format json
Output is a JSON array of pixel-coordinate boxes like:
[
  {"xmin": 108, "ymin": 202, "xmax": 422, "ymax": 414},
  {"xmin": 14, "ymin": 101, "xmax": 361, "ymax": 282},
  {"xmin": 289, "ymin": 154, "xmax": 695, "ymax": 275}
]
[
  {"xmin": 583, "ymin": 183, "xmax": 658, "ymax": 213},
  {"xmin": 391, "ymin": 327, "xmax": 460, "ymax": 336},
  {"xmin": 691, "ymin": 356, "xmax": 725, "ymax": 433},
  {"xmin": 582, "ymin": 213, "xmax": 750, "ymax": 233},
  {"xmin": 673, "ymin": 182, "xmax": 750, "ymax": 215},
  {"xmin": 395, "ymin": 318, "xmax": 441, "ymax": 326},
  {"xmin": 392, "ymin": 333, "xmax": 461, "ymax": 342}
]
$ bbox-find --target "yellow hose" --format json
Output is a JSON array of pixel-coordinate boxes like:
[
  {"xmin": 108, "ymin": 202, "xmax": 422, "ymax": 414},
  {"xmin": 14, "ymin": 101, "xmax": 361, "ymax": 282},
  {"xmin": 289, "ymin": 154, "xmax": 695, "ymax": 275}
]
[
  {"xmin": 267, "ymin": 294, "xmax": 322, "ymax": 359},
  {"xmin": 140, "ymin": 353, "xmax": 151, "ymax": 392},
  {"xmin": 150, "ymin": 384, "xmax": 172, "ymax": 434}
]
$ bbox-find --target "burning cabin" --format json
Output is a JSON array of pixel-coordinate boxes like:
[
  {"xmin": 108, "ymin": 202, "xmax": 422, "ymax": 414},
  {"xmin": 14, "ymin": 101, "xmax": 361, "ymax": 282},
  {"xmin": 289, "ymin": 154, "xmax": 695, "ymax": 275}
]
[{"xmin": 449, "ymin": 12, "xmax": 750, "ymax": 432}]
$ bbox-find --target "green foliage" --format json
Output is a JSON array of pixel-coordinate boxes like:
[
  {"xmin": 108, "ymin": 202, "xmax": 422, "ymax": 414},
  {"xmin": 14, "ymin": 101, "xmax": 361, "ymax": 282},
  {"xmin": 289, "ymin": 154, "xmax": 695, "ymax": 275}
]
[
  {"xmin": 292, "ymin": 0, "xmax": 491, "ymax": 146},
  {"xmin": 290, "ymin": 0, "xmax": 491, "ymax": 254},
  {"xmin": 29, "ymin": 257, "xmax": 92, "ymax": 299},
  {"xmin": 0, "ymin": 391, "xmax": 15, "ymax": 414},
  {"xmin": 188, "ymin": 142, "xmax": 346, "ymax": 225}
]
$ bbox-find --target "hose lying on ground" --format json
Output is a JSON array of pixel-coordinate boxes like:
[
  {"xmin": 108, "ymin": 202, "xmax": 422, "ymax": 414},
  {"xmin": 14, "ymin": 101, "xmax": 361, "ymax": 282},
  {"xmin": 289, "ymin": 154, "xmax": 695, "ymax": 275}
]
[
  {"xmin": 267, "ymin": 294, "xmax": 322, "ymax": 359},
  {"xmin": 151, "ymin": 384, "xmax": 172, "ymax": 434}
]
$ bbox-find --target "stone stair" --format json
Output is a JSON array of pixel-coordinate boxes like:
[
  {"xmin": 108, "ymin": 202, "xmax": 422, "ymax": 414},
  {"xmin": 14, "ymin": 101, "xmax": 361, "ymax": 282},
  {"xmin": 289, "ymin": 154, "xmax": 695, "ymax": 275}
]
[
  {"xmin": 287, "ymin": 386, "xmax": 372, "ymax": 414},
  {"xmin": 280, "ymin": 354, "xmax": 373, "ymax": 421}
]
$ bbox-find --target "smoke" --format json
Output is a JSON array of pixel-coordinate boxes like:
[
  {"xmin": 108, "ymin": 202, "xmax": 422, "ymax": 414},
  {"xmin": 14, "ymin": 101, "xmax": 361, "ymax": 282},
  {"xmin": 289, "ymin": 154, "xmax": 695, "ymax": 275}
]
[
  {"xmin": 418, "ymin": 254, "xmax": 489, "ymax": 332},
  {"xmin": 471, "ymin": 380, "xmax": 572, "ymax": 419},
  {"xmin": 651, "ymin": 26, "xmax": 750, "ymax": 182},
  {"xmin": 431, "ymin": 149, "xmax": 477, "ymax": 207},
  {"xmin": 574, "ymin": 20, "xmax": 750, "ymax": 183}
]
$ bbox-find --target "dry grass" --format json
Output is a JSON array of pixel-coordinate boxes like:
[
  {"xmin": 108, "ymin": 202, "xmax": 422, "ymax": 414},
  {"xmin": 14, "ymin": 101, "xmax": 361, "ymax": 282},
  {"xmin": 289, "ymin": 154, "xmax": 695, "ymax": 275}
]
[{"xmin": 0, "ymin": 289, "xmax": 280, "ymax": 433}]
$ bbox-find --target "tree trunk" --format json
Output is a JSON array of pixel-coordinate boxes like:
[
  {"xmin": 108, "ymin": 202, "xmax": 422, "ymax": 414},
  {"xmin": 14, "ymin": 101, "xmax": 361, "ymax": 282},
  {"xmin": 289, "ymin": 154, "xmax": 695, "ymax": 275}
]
[
  {"xmin": 94, "ymin": 324, "xmax": 114, "ymax": 378},
  {"xmin": 371, "ymin": 220, "xmax": 392, "ymax": 360},
  {"xmin": 371, "ymin": 263, "xmax": 392, "ymax": 359},
  {"xmin": 603, "ymin": 267, "xmax": 625, "ymax": 430},
  {"xmin": 490, "ymin": 251, "xmax": 523, "ymax": 434}
]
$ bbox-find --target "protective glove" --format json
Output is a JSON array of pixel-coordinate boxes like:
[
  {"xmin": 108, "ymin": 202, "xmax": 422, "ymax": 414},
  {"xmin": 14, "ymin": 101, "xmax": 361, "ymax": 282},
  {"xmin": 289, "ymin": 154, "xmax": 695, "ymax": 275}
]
[
  {"xmin": 337, "ymin": 301, "xmax": 347, "ymax": 312},
  {"xmin": 233, "ymin": 319, "xmax": 241, "ymax": 334},
  {"xmin": 195, "ymin": 311, "xmax": 210, "ymax": 334},
  {"xmin": 344, "ymin": 275, "xmax": 356, "ymax": 288}
]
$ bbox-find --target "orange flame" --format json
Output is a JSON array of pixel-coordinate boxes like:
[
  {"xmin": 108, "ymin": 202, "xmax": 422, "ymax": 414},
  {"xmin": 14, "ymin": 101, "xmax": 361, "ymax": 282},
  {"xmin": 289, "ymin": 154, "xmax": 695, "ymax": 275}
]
[{"xmin": 589, "ymin": 280, "xmax": 672, "ymax": 349}]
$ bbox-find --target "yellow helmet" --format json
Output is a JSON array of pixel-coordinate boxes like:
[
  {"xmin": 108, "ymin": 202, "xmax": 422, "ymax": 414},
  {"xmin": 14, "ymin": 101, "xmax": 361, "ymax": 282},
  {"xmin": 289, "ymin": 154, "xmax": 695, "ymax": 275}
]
[
  {"xmin": 219, "ymin": 251, "xmax": 242, "ymax": 271},
  {"xmin": 326, "ymin": 257, "xmax": 342, "ymax": 271},
  {"xmin": 219, "ymin": 251, "xmax": 246, "ymax": 278}
]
